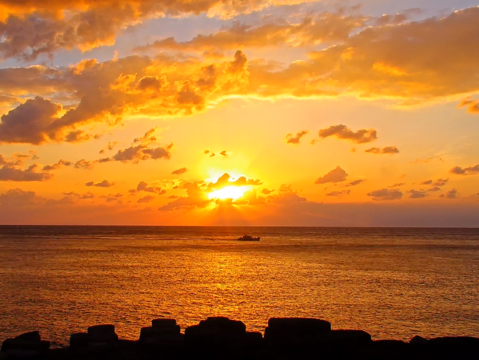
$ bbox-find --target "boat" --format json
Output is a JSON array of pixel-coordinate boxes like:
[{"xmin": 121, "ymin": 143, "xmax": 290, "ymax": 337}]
[{"xmin": 237, "ymin": 235, "xmax": 260, "ymax": 241}]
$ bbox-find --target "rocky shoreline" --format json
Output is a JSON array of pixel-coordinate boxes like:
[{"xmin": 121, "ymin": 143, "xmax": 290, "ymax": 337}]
[{"xmin": 1, "ymin": 317, "xmax": 478, "ymax": 359}]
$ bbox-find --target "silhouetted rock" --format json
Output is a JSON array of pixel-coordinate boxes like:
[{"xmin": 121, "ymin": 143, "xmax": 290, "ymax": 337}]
[
  {"xmin": 410, "ymin": 335, "xmax": 428, "ymax": 344},
  {"xmin": 429, "ymin": 336, "xmax": 479, "ymax": 347},
  {"xmin": 69, "ymin": 333, "xmax": 88, "ymax": 349},
  {"xmin": 326, "ymin": 329, "xmax": 372, "ymax": 346},
  {"xmin": 1, "ymin": 331, "xmax": 50, "ymax": 359},
  {"xmin": 185, "ymin": 317, "xmax": 250, "ymax": 353},
  {"xmin": 139, "ymin": 319, "xmax": 183, "ymax": 347},
  {"xmin": 86, "ymin": 325, "xmax": 118, "ymax": 348},
  {"xmin": 152, "ymin": 319, "xmax": 177, "ymax": 328},
  {"xmin": 265, "ymin": 318, "xmax": 331, "ymax": 345}
]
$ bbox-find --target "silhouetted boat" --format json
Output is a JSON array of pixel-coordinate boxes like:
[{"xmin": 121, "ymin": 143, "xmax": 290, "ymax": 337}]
[{"xmin": 237, "ymin": 235, "xmax": 260, "ymax": 241}]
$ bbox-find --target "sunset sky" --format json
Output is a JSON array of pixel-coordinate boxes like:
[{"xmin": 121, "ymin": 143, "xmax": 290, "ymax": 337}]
[{"xmin": 1, "ymin": 0, "xmax": 479, "ymax": 226}]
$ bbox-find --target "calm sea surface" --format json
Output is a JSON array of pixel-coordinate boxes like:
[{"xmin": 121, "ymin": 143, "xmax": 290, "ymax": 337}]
[{"xmin": 0, "ymin": 226, "xmax": 478, "ymax": 346}]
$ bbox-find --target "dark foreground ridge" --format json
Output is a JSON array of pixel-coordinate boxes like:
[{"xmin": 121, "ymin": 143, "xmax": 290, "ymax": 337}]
[{"xmin": 1, "ymin": 317, "xmax": 478, "ymax": 360}]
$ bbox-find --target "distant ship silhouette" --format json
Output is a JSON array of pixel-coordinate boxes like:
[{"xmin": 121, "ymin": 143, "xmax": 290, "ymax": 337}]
[{"xmin": 237, "ymin": 235, "xmax": 260, "ymax": 241}]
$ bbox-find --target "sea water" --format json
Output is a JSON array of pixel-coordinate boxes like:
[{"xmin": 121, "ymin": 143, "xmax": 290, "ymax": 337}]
[{"xmin": 0, "ymin": 226, "xmax": 478, "ymax": 346}]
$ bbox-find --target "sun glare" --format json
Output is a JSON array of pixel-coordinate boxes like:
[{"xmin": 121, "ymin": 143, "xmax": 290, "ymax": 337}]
[{"xmin": 208, "ymin": 186, "xmax": 250, "ymax": 200}]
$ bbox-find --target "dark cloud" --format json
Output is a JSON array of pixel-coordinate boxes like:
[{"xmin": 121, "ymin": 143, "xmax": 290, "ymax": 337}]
[
  {"xmin": 450, "ymin": 164, "xmax": 479, "ymax": 175},
  {"xmin": 42, "ymin": 159, "xmax": 72, "ymax": 171},
  {"xmin": 365, "ymin": 146, "xmax": 399, "ymax": 154},
  {"xmin": 99, "ymin": 141, "xmax": 118, "ymax": 154},
  {"xmin": 101, "ymin": 193, "xmax": 123, "ymax": 202},
  {"xmin": 367, "ymin": 188, "xmax": 403, "ymax": 201},
  {"xmin": 285, "ymin": 130, "xmax": 308, "ymax": 144},
  {"xmin": 0, "ymin": 97, "xmax": 61, "ymax": 144},
  {"xmin": 389, "ymin": 182, "xmax": 405, "ymax": 188},
  {"xmin": 136, "ymin": 181, "xmax": 165, "ymax": 194},
  {"xmin": 74, "ymin": 159, "xmax": 95, "ymax": 169},
  {"xmin": 317, "ymin": 125, "xmax": 377, "ymax": 144},
  {"xmin": 171, "ymin": 167, "xmax": 187, "ymax": 175},
  {"xmin": 421, "ymin": 178, "xmax": 448, "ymax": 186},
  {"xmin": 208, "ymin": 173, "xmax": 262, "ymax": 190},
  {"xmin": 0, "ymin": 164, "xmax": 53, "ymax": 181},
  {"xmin": 86, "ymin": 180, "xmax": 115, "ymax": 187},
  {"xmin": 326, "ymin": 190, "xmax": 350, "ymax": 197},
  {"xmin": 104, "ymin": 129, "xmax": 173, "ymax": 163},
  {"xmin": 346, "ymin": 179, "xmax": 365, "ymax": 187},
  {"xmin": 428, "ymin": 187, "xmax": 441, "ymax": 192},
  {"xmin": 315, "ymin": 166, "xmax": 347, "ymax": 184},
  {"xmin": 408, "ymin": 190, "xmax": 427, "ymax": 199},
  {"xmin": 138, "ymin": 195, "xmax": 155, "ymax": 204},
  {"xmin": 446, "ymin": 189, "xmax": 458, "ymax": 199}
]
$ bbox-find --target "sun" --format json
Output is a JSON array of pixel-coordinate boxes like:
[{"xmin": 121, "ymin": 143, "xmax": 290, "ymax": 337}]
[{"xmin": 208, "ymin": 186, "xmax": 250, "ymax": 201}]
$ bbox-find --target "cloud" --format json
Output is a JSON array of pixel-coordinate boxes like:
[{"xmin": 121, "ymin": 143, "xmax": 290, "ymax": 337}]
[
  {"xmin": 317, "ymin": 125, "xmax": 377, "ymax": 144},
  {"xmin": 411, "ymin": 157, "xmax": 444, "ymax": 164},
  {"xmin": 428, "ymin": 187, "xmax": 441, "ymax": 192},
  {"xmin": 138, "ymin": 195, "xmax": 155, "ymax": 204},
  {"xmin": 207, "ymin": 173, "xmax": 263, "ymax": 190},
  {"xmin": 326, "ymin": 190, "xmax": 350, "ymax": 197},
  {"xmin": 74, "ymin": 159, "xmax": 95, "ymax": 169},
  {"xmin": 367, "ymin": 188, "xmax": 403, "ymax": 201},
  {"xmin": 137, "ymin": 12, "xmax": 367, "ymax": 54},
  {"xmin": 261, "ymin": 189, "xmax": 274, "ymax": 195},
  {"xmin": 42, "ymin": 159, "xmax": 72, "ymax": 171},
  {"xmin": 315, "ymin": 166, "xmax": 347, "ymax": 184},
  {"xmin": 171, "ymin": 167, "xmax": 188, "ymax": 175},
  {"xmin": 0, "ymin": 52, "xmax": 249, "ymax": 144},
  {"xmin": 408, "ymin": 190, "xmax": 427, "ymax": 199},
  {"xmin": 285, "ymin": 130, "xmax": 308, "ymax": 144},
  {"xmin": 421, "ymin": 178, "xmax": 448, "ymax": 186},
  {"xmin": 365, "ymin": 146, "xmax": 399, "ymax": 154},
  {"xmin": 346, "ymin": 179, "xmax": 365, "ymax": 187},
  {"xmin": 86, "ymin": 180, "xmax": 115, "ymax": 187},
  {"xmin": 389, "ymin": 182, "xmax": 405, "ymax": 188},
  {"xmin": 244, "ymin": 7, "xmax": 479, "ymax": 104},
  {"xmin": 445, "ymin": 189, "xmax": 458, "ymax": 199},
  {"xmin": 99, "ymin": 141, "xmax": 118, "ymax": 154},
  {"xmin": 0, "ymin": 0, "xmax": 314, "ymax": 61},
  {"xmin": 0, "ymin": 164, "xmax": 53, "ymax": 181},
  {"xmin": 136, "ymin": 181, "xmax": 166, "ymax": 194},
  {"xmin": 101, "ymin": 193, "xmax": 123, "ymax": 202},
  {"xmin": 219, "ymin": 150, "xmax": 229, "ymax": 156},
  {"xmin": 0, "ymin": 97, "xmax": 62, "ymax": 144},
  {"xmin": 450, "ymin": 164, "xmax": 479, "ymax": 175},
  {"xmin": 102, "ymin": 129, "xmax": 174, "ymax": 163}
]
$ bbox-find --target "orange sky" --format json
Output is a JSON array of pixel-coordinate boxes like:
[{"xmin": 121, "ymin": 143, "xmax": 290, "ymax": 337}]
[{"xmin": 0, "ymin": 0, "xmax": 478, "ymax": 226}]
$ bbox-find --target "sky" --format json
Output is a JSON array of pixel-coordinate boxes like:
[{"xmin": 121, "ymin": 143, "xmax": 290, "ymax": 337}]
[{"xmin": 0, "ymin": 0, "xmax": 479, "ymax": 226}]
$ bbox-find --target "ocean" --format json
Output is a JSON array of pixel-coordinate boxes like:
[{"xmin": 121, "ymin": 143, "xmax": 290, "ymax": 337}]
[{"xmin": 0, "ymin": 226, "xmax": 478, "ymax": 346}]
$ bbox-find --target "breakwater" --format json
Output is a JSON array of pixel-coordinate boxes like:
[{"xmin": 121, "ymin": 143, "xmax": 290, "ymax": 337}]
[{"xmin": 1, "ymin": 317, "xmax": 478, "ymax": 359}]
